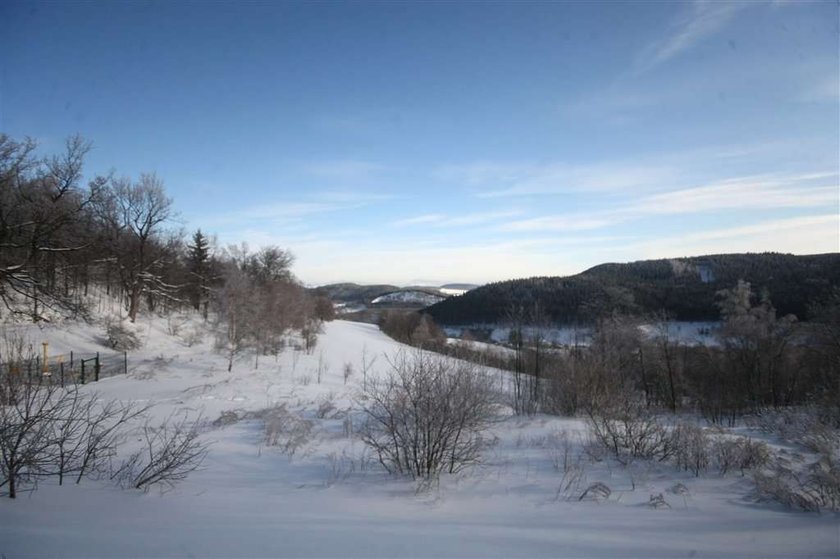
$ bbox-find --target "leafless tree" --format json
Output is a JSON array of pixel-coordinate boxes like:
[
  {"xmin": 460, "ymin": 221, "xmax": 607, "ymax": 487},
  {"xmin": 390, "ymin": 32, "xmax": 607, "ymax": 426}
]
[
  {"xmin": 0, "ymin": 135, "xmax": 98, "ymax": 320},
  {"xmin": 358, "ymin": 351, "xmax": 499, "ymax": 480},
  {"xmin": 92, "ymin": 173, "xmax": 176, "ymax": 322}
]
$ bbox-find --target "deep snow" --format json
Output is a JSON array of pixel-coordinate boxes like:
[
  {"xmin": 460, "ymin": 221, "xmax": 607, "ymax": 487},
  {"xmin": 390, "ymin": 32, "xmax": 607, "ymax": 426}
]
[{"xmin": 1, "ymin": 317, "xmax": 837, "ymax": 558}]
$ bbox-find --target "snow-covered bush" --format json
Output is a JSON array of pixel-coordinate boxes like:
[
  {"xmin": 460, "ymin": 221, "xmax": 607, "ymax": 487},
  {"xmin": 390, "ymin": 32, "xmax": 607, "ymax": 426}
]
[
  {"xmin": 358, "ymin": 351, "xmax": 499, "ymax": 480},
  {"xmin": 105, "ymin": 320, "xmax": 142, "ymax": 350}
]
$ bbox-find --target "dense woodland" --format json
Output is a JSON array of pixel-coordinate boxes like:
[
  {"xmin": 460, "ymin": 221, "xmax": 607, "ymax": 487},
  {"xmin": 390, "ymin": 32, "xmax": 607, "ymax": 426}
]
[
  {"xmin": 0, "ymin": 134, "xmax": 332, "ymax": 352},
  {"xmin": 426, "ymin": 253, "xmax": 840, "ymax": 326}
]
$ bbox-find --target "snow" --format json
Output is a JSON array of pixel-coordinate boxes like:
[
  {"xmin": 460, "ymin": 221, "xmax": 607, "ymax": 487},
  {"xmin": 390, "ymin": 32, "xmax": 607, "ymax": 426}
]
[
  {"xmin": 445, "ymin": 321, "xmax": 721, "ymax": 347},
  {"xmin": 1, "ymin": 316, "xmax": 837, "ymax": 558},
  {"xmin": 371, "ymin": 290, "xmax": 445, "ymax": 306}
]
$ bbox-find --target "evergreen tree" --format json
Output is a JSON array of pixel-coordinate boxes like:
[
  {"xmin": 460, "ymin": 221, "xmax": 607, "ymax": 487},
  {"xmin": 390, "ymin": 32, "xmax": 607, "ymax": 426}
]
[{"xmin": 186, "ymin": 229, "xmax": 211, "ymax": 313}]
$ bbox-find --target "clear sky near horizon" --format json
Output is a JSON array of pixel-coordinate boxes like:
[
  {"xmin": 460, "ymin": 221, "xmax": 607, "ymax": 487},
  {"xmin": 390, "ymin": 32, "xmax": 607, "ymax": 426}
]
[{"xmin": 1, "ymin": 0, "xmax": 838, "ymax": 286}]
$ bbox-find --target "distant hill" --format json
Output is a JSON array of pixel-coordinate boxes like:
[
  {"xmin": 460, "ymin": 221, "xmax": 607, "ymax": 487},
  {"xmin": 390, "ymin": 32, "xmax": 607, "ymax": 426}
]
[
  {"xmin": 425, "ymin": 253, "xmax": 840, "ymax": 325},
  {"xmin": 310, "ymin": 283, "xmax": 399, "ymax": 305},
  {"xmin": 441, "ymin": 283, "xmax": 480, "ymax": 290},
  {"xmin": 371, "ymin": 289, "xmax": 447, "ymax": 306}
]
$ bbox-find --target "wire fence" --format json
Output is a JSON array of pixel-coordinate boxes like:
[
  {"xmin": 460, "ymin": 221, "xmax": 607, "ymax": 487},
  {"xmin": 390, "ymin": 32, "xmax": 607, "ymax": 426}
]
[{"xmin": 0, "ymin": 350, "xmax": 128, "ymax": 387}]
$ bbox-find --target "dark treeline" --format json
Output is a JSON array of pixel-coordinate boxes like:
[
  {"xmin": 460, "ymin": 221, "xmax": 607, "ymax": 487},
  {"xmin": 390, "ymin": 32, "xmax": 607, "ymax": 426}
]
[
  {"xmin": 426, "ymin": 253, "xmax": 840, "ymax": 326},
  {"xmin": 0, "ymin": 134, "xmax": 332, "ymax": 343},
  {"xmin": 385, "ymin": 282, "xmax": 840, "ymax": 426}
]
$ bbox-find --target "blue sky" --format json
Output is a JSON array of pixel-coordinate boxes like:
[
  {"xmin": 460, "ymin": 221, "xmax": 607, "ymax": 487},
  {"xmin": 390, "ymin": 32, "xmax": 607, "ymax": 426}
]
[{"xmin": 2, "ymin": 0, "xmax": 837, "ymax": 285}]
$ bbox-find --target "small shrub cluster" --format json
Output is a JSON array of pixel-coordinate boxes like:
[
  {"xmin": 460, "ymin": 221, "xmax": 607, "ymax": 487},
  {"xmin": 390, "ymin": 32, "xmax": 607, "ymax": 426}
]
[
  {"xmin": 586, "ymin": 401, "xmax": 675, "ymax": 465},
  {"xmin": 586, "ymin": 406, "xmax": 772, "ymax": 477},
  {"xmin": 257, "ymin": 405, "xmax": 314, "ymax": 458},
  {"xmin": 0, "ymin": 373, "xmax": 208, "ymax": 498},
  {"xmin": 753, "ymin": 454, "xmax": 840, "ymax": 512}
]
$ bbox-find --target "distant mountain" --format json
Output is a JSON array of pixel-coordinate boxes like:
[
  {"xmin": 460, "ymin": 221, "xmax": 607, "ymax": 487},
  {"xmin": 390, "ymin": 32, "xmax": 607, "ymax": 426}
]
[{"xmin": 425, "ymin": 253, "xmax": 840, "ymax": 326}]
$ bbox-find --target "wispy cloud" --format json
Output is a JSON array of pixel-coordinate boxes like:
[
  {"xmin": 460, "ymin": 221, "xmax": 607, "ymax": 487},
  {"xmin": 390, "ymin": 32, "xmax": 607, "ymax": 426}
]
[
  {"xmin": 609, "ymin": 214, "xmax": 840, "ymax": 260},
  {"xmin": 303, "ymin": 159, "xmax": 388, "ymax": 181},
  {"xmin": 498, "ymin": 171, "xmax": 839, "ymax": 233},
  {"xmin": 799, "ymin": 77, "xmax": 840, "ymax": 103},
  {"xmin": 392, "ymin": 210, "xmax": 524, "ymax": 228},
  {"xmin": 446, "ymin": 210, "xmax": 524, "ymax": 227},
  {"xmin": 438, "ymin": 160, "xmax": 675, "ymax": 197},
  {"xmin": 634, "ymin": 1, "xmax": 750, "ymax": 74},
  {"xmin": 498, "ymin": 214, "xmax": 615, "ymax": 233},
  {"xmin": 626, "ymin": 173, "xmax": 839, "ymax": 216},
  {"xmin": 202, "ymin": 201, "xmax": 348, "ymax": 227},
  {"xmin": 391, "ymin": 214, "xmax": 446, "ymax": 227}
]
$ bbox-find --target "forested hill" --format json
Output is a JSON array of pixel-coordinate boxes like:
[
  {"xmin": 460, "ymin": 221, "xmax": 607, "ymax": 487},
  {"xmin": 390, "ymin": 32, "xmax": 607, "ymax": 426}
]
[
  {"xmin": 310, "ymin": 283, "xmax": 399, "ymax": 304},
  {"xmin": 425, "ymin": 253, "xmax": 840, "ymax": 325}
]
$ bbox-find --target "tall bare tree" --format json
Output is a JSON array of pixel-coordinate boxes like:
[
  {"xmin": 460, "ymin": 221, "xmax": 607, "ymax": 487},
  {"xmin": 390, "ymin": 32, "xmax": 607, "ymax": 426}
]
[{"xmin": 93, "ymin": 173, "xmax": 175, "ymax": 322}]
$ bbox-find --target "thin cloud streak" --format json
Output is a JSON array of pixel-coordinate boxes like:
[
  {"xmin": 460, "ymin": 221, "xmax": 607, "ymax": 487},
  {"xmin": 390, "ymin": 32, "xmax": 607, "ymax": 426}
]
[
  {"xmin": 610, "ymin": 214, "xmax": 840, "ymax": 259},
  {"xmin": 634, "ymin": 1, "xmax": 750, "ymax": 74},
  {"xmin": 439, "ymin": 161, "xmax": 675, "ymax": 197},
  {"xmin": 392, "ymin": 210, "xmax": 524, "ymax": 228},
  {"xmin": 499, "ymin": 172, "xmax": 838, "ymax": 233}
]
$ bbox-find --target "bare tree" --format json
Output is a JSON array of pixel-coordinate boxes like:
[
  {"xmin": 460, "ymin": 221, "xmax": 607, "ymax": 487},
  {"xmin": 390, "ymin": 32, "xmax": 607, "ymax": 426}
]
[
  {"xmin": 93, "ymin": 173, "xmax": 176, "ymax": 322},
  {"xmin": 358, "ymin": 351, "xmax": 499, "ymax": 480},
  {"xmin": 0, "ymin": 135, "xmax": 98, "ymax": 320}
]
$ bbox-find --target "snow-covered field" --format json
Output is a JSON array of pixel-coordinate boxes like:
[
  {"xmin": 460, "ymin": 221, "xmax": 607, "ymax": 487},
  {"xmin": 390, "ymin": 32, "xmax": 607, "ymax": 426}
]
[
  {"xmin": 445, "ymin": 321, "xmax": 720, "ymax": 347},
  {"xmin": 1, "ymin": 317, "xmax": 837, "ymax": 558}
]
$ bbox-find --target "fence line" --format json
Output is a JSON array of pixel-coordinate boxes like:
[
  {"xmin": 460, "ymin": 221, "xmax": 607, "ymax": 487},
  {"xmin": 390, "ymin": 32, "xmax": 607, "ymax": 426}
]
[{"xmin": 0, "ymin": 350, "xmax": 128, "ymax": 387}]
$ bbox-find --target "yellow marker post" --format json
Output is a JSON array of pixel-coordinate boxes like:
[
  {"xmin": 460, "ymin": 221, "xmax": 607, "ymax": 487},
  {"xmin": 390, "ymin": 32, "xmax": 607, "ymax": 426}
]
[{"xmin": 42, "ymin": 342, "xmax": 50, "ymax": 376}]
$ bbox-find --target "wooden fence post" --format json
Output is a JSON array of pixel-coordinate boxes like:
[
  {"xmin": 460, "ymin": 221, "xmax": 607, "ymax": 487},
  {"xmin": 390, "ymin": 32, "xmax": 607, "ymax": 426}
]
[
  {"xmin": 95, "ymin": 352, "xmax": 100, "ymax": 382},
  {"xmin": 60, "ymin": 362, "xmax": 65, "ymax": 387},
  {"xmin": 80, "ymin": 360, "xmax": 85, "ymax": 385},
  {"xmin": 124, "ymin": 352, "xmax": 128, "ymax": 375}
]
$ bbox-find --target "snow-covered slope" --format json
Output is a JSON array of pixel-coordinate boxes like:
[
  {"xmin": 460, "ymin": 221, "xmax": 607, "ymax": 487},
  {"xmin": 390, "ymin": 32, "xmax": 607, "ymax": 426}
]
[
  {"xmin": 371, "ymin": 289, "xmax": 445, "ymax": 306},
  {"xmin": 0, "ymin": 317, "xmax": 836, "ymax": 558}
]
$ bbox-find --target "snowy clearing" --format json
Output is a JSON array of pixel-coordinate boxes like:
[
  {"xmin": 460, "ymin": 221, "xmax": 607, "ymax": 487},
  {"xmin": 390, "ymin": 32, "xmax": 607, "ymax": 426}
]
[{"xmin": 1, "ymin": 318, "xmax": 837, "ymax": 558}]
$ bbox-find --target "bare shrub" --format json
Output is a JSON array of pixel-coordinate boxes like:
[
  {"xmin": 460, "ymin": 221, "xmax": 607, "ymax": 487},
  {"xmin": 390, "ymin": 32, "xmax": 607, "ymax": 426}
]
[
  {"xmin": 358, "ymin": 351, "xmax": 499, "ymax": 480},
  {"xmin": 324, "ymin": 449, "xmax": 366, "ymax": 486},
  {"xmin": 315, "ymin": 392, "xmax": 337, "ymax": 419},
  {"xmin": 746, "ymin": 407, "xmax": 839, "ymax": 455},
  {"xmin": 181, "ymin": 326, "xmax": 204, "ymax": 347},
  {"xmin": 166, "ymin": 315, "xmax": 186, "ymax": 337},
  {"xmin": 115, "ymin": 412, "xmax": 209, "ymax": 491},
  {"xmin": 586, "ymin": 401, "xmax": 674, "ymax": 465},
  {"xmin": 648, "ymin": 492, "xmax": 671, "ymax": 509},
  {"xmin": 546, "ymin": 429, "xmax": 578, "ymax": 473},
  {"xmin": 671, "ymin": 423, "xmax": 710, "ymax": 476},
  {"xmin": 259, "ymin": 405, "xmax": 313, "ymax": 458},
  {"xmin": 713, "ymin": 437, "xmax": 771, "ymax": 476},
  {"xmin": 752, "ymin": 445, "xmax": 839, "ymax": 512},
  {"xmin": 0, "ymin": 351, "xmax": 148, "ymax": 498},
  {"xmin": 579, "ymin": 481, "xmax": 611, "ymax": 501}
]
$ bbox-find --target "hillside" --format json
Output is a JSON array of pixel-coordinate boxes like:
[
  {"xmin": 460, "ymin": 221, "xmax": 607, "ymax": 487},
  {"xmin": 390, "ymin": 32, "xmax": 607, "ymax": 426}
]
[
  {"xmin": 426, "ymin": 253, "xmax": 840, "ymax": 325},
  {"xmin": 2, "ymin": 317, "xmax": 836, "ymax": 557},
  {"xmin": 310, "ymin": 283, "xmax": 400, "ymax": 305}
]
